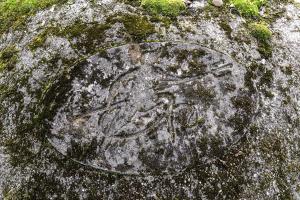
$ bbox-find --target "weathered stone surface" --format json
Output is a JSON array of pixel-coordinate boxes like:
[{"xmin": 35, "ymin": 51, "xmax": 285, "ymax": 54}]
[
  {"xmin": 0, "ymin": 0, "xmax": 300, "ymax": 199},
  {"xmin": 48, "ymin": 42, "xmax": 250, "ymax": 175}
]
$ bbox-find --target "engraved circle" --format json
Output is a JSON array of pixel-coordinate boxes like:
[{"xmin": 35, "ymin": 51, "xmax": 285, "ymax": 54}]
[{"xmin": 48, "ymin": 42, "xmax": 251, "ymax": 175}]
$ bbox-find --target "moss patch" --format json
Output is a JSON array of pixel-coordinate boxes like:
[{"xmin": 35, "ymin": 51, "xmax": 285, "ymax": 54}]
[
  {"xmin": 60, "ymin": 22, "xmax": 111, "ymax": 54},
  {"xmin": 28, "ymin": 22, "xmax": 111, "ymax": 54},
  {"xmin": 219, "ymin": 20, "xmax": 233, "ymax": 39},
  {"xmin": 249, "ymin": 22, "xmax": 272, "ymax": 58},
  {"xmin": 0, "ymin": 45, "xmax": 18, "ymax": 71},
  {"xmin": 28, "ymin": 27, "xmax": 60, "ymax": 50},
  {"xmin": 244, "ymin": 62, "xmax": 274, "ymax": 98},
  {"xmin": 230, "ymin": 0, "xmax": 267, "ymax": 17},
  {"xmin": 249, "ymin": 22, "xmax": 272, "ymax": 42},
  {"xmin": 29, "ymin": 14, "xmax": 156, "ymax": 53},
  {"xmin": 0, "ymin": 0, "xmax": 68, "ymax": 35},
  {"xmin": 108, "ymin": 14, "xmax": 155, "ymax": 42},
  {"xmin": 150, "ymin": 14, "xmax": 172, "ymax": 28},
  {"xmin": 141, "ymin": 0, "xmax": 186, "ymax": 17}
]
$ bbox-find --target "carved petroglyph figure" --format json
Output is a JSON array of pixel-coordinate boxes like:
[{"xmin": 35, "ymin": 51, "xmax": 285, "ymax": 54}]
[{"xmin": 48, "ymin": 42, "xmax": 253, "ymax": 175}]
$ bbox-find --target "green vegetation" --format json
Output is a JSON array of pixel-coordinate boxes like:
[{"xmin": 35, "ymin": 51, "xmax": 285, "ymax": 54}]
[
  {"xmin": 60, "ymin": 22, "xmax": 111, "ymax": 53},
  {"xmin": 29, "ymin": 14, "xmax": 155, "ymax": 52},
  {"xmin": 249, "ymin": 22, "xmax": 272, "ymax": 42},
  {"xmin": 122, "ymin": 15, "xmax": 155, "ymax": 41},
  {"xmin": 244, "ymin": 62, "xmax": 274, "ymax": 98},
  {"xmin": 0, "ymin": 45, "xmax": 18, "ymax": 71},
  {"xmin": 249, "ymin": 22, "xmax": 272, "ymax": 57},
  {"xmin": 228, "ymin": 0, "xmax": 273, "ymax": 57},
  {"xmin": 219, "ymin": 20, "xmax": 233, "ymax": 39},
  {"xmin": 230, "ymin": 0, "xmax": 267, "ymax": 17},
  {"xmin": 28, "ymin": 22, "xmax": 111, "ymax": 53},
  {"xmin": 0, "ymin": 0, "xmax": 67, "ymax": 35},
  {"xmin": 28, "ymin": 27, "xmax": 59, "ymax": 50},
  {"xmin": 141, "ymin": 0, "xmax": 186, "ymax": 17},
  {"xmin": 108, "ymin": 14, "xmax": 155, "ymax": 41}
]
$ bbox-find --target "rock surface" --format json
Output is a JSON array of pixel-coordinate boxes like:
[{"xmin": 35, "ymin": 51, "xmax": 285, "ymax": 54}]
[
  {"xmin": 212, "ymin": 0, "xmax": 223, "ymax": 7},
  {"xmin": 0, "ymin": 0, "xmax": 300, "ymax": 199}
]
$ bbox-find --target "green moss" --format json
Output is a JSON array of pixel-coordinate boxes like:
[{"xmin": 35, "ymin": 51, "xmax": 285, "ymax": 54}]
[
  {"xmin": 29, "ymin": 36, "xmax": 47, "ymax": 50},
  {"xmin": 249, "ymin": 22, "xmax": 272, "ymax": 42},
  {"xmin": 192, "ymin": 49, "xmax": 206, "ymax": 58},
  {"xmin": 230, "ymin": 0, "xmax": 267, "ymax": 17},
  {"xmin": 0, "ymin": 0, "xmax": 68, "ymax": 35},
  {"xmin": 263, "ymin": 89, "xmax": 274, "ymax": 98},
  {"xmin": 257, "ymin": 132, "xmax": 295, "ymax": 198},
  {"xmin": 2, "ymin": 185, "xmax": 19, "ymax": 200},
  {"xmin": 229, "ymin": 94, "xmax": 255, "ymax": 134},
  {"xmin": 121, "ymin": 0, "xmax": 141, "ymax": 6},
  {"xmin": 282, "ymin": 65, "xmax": 293, "ymax": 76},
  {"xmin": 249, "ymin": 22, "xmax": 273, "ymax": 58},
  {"xmin": 195, "ymin": 83, "xmax": 216, "ymax": 104},
  {"xmin": 175, "ymin": 49, "xmax": 189, "ymax": 62},
  {"xmin": 60, "ymin": 22, "xmax": 111, "ymax": 53},
  {"xmin": 0, "ymin": 45, "xmax": 18, "ymax": 71},
  {"xmin": 30, "ymin": 15, "xmax": 155, "ymax": 53},
  {"xmin": 244, "ymin": 69, "xmax": 257, "ymax": 93},
  {"xmin": 108, "ymin": 14, "xmax": 155, "ymax": 42},
  {"xmin": 67, "ymin": 138, "xmax": 98, "ymax": 161},
  {"xmin": 219, "ymin": 21, "xmax": 233, "ymax": 39},
  {"xmin": 67, "ymin": 22, "xmax": 110, "ymax": 53},
  {"xmin": 245, "ymin": 63, "xmax": 274, "ymax": 98},
  {"xmin": 28, "ymin": 22, "xmax": 111, "ymax": 54},
  {"xmin": 232, "ymin": 95, "xmax": 254, "ymax": 114},
  {"xmin": 122, "ymin": 15, "xmax": 155, "ymax": 41},
  {"xmin": 193, "ymin": 133, "xmax": 251, "ymax": 199},
  {"xmin": 28, "ymin": 27, "xmax": 60, "ymax": 50},
  {"xmin": 150, "ymin": 14, "xmax": 172, "ymax": 28},
  {"xmin": 13, "ymin": 172, "xmax": 65, "ymax": 199},
  {"xmin": 141, "ymin": 0, "xmax": 186, "ymax": 17},
  {"xmin": 259, "ymin": 68, "xmax": 273, "ymax": 87},
  {"xmin": 245, "ymin": 63, "xmax": 274, "ymax": 94},
  {"xmin": 257, "ymin": 42, "xmax": 272, "ymax": 58}
]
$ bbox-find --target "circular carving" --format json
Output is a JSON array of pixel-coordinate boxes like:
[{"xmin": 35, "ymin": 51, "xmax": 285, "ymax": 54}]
[{"xmin": 47, "ymin": 42, "xmax": 252, "ymax": 175}]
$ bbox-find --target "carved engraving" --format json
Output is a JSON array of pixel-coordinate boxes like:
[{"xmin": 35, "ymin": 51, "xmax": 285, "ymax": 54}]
[{"xmin": 48, "ymin": 42, "xmax": 249, "ymax": 175}]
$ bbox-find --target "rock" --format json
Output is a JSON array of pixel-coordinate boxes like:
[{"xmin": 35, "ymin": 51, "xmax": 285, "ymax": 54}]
[
  {"xmin": 212, "ymin": 0, "xmax": 223, "ymax": 7},
  {"xmin": 190, "ymin": 1, "xmax": 205, "ymax": 9},
  {"xmin": 48, "ymin": 42, "xmax": 248, "ymax": 175},
  {"xmin": 0, "ymin": 0, "xmax": 300, "ymax": 199}
]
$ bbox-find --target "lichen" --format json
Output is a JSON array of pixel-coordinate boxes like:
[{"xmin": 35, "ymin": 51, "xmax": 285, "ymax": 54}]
[{"xmin": 141, "ymin": 0, "xmax": 186, "ymax": 17}]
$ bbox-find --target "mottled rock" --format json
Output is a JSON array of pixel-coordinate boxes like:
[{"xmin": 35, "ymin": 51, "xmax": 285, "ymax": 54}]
[{"xmin": 0, "ymin": 0, "xmax": 300, "ymax": 199}]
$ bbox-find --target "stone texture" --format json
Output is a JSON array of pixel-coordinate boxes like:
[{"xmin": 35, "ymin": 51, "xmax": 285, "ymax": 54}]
[{"xmin": 0, "ymin": 0, "xmax": 300, "ymax": 199}]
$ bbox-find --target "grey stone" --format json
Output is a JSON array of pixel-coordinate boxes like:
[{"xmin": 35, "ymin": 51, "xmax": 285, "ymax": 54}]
[{"xmin": 0, "ymin": 0, "xmax": 300, "ymax": 199}]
